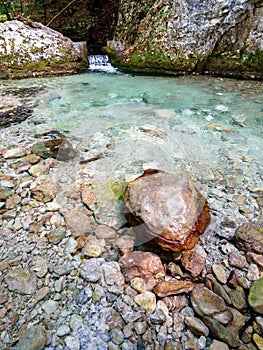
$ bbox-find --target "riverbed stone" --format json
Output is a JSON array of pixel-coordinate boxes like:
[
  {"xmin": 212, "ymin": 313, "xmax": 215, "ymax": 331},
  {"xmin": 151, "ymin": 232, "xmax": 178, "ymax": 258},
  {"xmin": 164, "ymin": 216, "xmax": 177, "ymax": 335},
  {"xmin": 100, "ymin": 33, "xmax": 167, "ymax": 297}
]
[
  {"xmin": 63, "ymin": 210, "xmax": 96, "ymax": 237},
  {"xmin": 153, "ymin": 280, "xmax": 194, "ymax": 297},
  {"xmin": 134, "ymin": 291, "xmax": 156, "ymax": 314},
  {"xmin": 184, "ymin": 316, "xmax": 209, "ymax": 337},
  {"xmin": 13, "ymin": 325, "xmax": 46, "ymax": 350},
  {"xmin": 248, "ymin": 278, "xmax": 263, "ymax": 314},
  {"xmin": 209, "ymin": 340, "xmax": 230, "ymax": 350},
  {"xmin": 119, "ymin": 251, "xmax": 165, "ymax": 289},
  {"xmin": 4, "ymin": 147, "xmax": 27, "ymax": 159},
  {"xmin": 235, "ymin": 223, "xmax": 263, "ymax": 254},
  {"xmin": 253, "ymin": 333, "xmax": 263, "ymax": 350},
  {"xmin": 46, "ymin": 227, "xmax": 66, "ymax": 244},
  {"xmin": 203, "ymin": 316, "xmax": 239, "ymax": 348},
  {"xmin": 5, "ymin": 268, "xmax": 36, "ymax": 295},
  {"xmin": 42, "ymin": 300, "xmax": 59, "ymax": 314},
  {"xmin": 30, "ymin": 179, "xmax": 56, "ymax": 202},
  {"xmin": 80, "ymin": 258, "xmax": 103, "ymax": 282},
  {"xmin": 65, "ymin": 336, "xmax": 80, "ymax": 350},
  {"xmin": 190, "ymin": 284, "xmax": 226, "ymax": 317},
  {"xmin": 181, "ymin": 248, "xmax": 206, "ymax": 277},
  {"xmin": 82, "ymin": 236, "xmax": 105, "ymax": 257},
  {"xmin": 124, "ymin": 170, "xmax": 210, "ymax": 251}
]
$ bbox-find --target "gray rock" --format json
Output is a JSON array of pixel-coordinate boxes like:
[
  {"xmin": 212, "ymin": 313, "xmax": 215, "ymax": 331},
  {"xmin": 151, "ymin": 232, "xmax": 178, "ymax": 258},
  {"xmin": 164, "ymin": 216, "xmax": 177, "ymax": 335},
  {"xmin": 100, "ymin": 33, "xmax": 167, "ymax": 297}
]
[
  {"xmin": 64, "ymin": 237, "xmax": 79, "ymax": 254},
  {"xmin": 95, "ymin": 224, "xmax": 117, "ymax": 239},
  {"xmin": 42, "ymin": 300, "xmax": 59, "ymax": 314},
  {"xmin": 5, "ymin": 268, "xmax": 36, "ymax": 295},
  {"xmin": 13, "ymin": 325, "xmax": 46, "ymax": 350},
  {"xmin": 57, "ymin": 324, "xmax": 71, "ymax": 337},
  {"xmin": 80, "ymin": 258, "xmax": 104, "ymax": 282},
  {"xmin": 69, "ymin": 314, "xmax": 83, "ymax": 331},
  {"xmin": 64, "ymin": 336, "xmax": 80, "ymax": 350}
]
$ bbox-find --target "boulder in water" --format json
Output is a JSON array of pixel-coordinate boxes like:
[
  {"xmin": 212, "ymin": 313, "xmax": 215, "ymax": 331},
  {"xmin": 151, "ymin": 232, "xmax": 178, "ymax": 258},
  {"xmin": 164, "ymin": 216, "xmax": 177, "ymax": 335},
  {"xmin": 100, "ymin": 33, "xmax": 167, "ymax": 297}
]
[{"xmin": 124, "ymin": 170, "xmax": 210, "ymax": 251}]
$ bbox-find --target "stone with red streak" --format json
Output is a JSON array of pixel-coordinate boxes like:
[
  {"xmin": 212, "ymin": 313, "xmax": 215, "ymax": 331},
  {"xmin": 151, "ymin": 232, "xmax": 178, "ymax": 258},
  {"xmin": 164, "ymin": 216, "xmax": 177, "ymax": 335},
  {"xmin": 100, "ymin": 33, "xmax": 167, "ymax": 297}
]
[{"xmin": 124, "ymin": 170, "xmax": 210, "ymax": 252}]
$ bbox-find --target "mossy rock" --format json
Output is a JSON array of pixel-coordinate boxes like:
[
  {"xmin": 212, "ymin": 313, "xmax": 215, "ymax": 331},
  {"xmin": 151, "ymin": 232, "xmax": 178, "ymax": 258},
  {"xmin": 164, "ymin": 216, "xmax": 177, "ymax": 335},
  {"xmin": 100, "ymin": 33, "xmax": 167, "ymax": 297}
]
[{"xmin": 248, "ymin": 278, "xmax": 263, "ymax": 314}]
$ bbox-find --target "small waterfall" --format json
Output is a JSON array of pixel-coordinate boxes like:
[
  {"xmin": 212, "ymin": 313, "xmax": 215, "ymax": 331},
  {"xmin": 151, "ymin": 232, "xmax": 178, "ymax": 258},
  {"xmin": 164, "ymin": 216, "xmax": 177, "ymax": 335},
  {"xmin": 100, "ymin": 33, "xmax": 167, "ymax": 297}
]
[{"xmin": 88, "ymin": 55, "xmax": 119, "ymax": 73}]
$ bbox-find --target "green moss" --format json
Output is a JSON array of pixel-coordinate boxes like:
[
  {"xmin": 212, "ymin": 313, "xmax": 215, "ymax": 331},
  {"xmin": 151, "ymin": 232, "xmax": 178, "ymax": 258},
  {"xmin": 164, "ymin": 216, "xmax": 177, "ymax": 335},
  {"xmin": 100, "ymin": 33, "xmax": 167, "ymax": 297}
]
[{"xmin": 242, "ymin": 50, "xmax": 263, "ymax": 67}]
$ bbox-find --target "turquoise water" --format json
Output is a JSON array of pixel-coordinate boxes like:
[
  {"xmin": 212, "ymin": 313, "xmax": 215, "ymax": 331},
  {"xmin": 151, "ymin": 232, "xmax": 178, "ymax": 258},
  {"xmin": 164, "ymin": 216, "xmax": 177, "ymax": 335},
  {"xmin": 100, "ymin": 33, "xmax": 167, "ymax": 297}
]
[{"xmin": 1, "ymin": 72, "xmax": 263, "ymax": 192}]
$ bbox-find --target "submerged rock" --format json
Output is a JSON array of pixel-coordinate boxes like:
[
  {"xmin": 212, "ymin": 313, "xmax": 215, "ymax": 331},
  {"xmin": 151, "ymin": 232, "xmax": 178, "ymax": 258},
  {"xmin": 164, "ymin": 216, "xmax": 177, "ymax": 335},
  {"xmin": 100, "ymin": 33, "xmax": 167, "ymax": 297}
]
[
  {"xmin": 31, "ymin": 138, "xmax": 76, "ymax": 161},
  {"xmin": 124, "ymin": 170, "xmax": 210, "ymax": 251},
  {"xmin": 0, "ymin": 18, "xmax": 87, "ymax": 79}
]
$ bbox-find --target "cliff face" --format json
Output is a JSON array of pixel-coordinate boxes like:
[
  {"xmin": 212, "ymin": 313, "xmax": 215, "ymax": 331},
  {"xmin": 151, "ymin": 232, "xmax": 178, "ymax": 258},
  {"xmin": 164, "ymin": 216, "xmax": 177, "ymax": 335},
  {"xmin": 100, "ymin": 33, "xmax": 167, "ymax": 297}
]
[
  {"xmin": 108, "ymin": 0, "xmax": 263, "ymax": 78},
  {"xmin": 0, "ymin": 19, "xmax": 87, "ymax": 79}
]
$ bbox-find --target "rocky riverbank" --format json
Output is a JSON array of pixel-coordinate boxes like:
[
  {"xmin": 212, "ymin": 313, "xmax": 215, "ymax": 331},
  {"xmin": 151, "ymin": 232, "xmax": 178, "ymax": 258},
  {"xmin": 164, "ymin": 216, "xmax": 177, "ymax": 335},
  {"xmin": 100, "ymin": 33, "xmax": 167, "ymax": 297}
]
[{"xmin": 0, "ymin": 107, "xmax": 263, "ymax": 350}]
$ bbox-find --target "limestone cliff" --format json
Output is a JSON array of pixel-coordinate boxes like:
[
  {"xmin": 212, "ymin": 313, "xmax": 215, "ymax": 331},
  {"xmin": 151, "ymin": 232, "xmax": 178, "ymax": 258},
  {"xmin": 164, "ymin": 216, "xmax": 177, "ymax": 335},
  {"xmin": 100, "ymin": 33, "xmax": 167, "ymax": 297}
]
[
  {"xmin": 0, "ymin": 18, "xmax": 87, "ymax": 79},
  {"xmin": 107, "ymin": 0, "xmax": 263, "ymax": 79}
]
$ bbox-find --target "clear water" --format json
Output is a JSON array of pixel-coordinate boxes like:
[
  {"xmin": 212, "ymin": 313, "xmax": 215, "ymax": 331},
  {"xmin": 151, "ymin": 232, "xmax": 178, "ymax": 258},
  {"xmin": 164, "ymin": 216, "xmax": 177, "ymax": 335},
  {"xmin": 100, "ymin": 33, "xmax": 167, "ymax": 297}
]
[{"xmin": 1, "ymin": 71, "xmax": 263, "ymax": 195}]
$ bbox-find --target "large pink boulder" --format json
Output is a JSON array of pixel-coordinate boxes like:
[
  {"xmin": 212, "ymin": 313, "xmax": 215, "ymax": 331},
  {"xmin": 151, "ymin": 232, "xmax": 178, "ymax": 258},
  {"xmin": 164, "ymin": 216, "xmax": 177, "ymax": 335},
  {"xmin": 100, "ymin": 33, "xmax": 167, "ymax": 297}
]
[{"xmin": 124, "ymin": 170, "xmax": 210, "ymax": 251}]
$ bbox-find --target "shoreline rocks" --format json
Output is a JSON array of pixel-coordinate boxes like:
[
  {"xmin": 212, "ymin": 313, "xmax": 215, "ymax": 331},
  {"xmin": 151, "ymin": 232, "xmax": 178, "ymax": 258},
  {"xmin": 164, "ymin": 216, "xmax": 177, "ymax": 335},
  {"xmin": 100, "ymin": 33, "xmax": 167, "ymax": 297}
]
[{"xmin": 0, "ymin": 127, "xmax": 262, "ymax": 350}]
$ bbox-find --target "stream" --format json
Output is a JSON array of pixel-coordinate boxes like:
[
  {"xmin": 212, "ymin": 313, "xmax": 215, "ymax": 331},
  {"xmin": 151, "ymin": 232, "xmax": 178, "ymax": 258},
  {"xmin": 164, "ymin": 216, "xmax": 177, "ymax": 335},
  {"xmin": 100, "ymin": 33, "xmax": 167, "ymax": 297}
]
[{"xmin": 0, "ymin": 67, "xmax": 263, "ymax": 350}]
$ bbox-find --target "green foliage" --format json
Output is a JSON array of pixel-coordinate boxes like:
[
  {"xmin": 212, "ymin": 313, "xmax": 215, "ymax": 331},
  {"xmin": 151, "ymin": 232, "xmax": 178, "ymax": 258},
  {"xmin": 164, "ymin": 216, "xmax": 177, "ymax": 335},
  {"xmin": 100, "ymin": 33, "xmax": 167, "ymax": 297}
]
[{"xmin": 0, "ymin": 0, "xmax": 46, "ymax": 20}]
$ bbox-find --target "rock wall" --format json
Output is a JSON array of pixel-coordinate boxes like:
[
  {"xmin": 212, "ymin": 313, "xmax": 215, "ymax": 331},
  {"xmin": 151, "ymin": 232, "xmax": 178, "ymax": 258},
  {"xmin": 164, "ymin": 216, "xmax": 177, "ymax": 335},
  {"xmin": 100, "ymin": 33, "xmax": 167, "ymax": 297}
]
[
  {"xmin": 0, "ymin": 18, "xmax": 87, "ymax": 79},
  {"xmin": 108, "ymin": 0, "xmax": 263, "ymax": 79}
]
